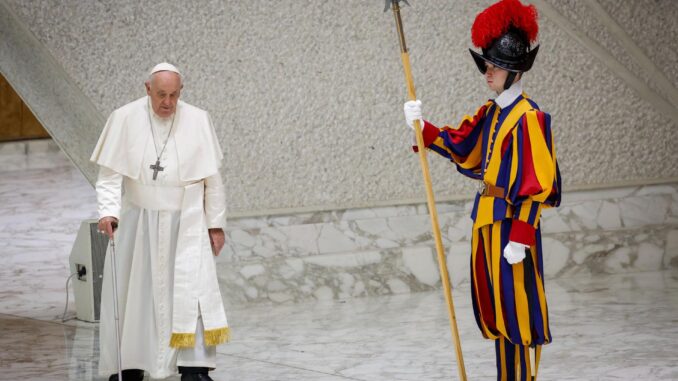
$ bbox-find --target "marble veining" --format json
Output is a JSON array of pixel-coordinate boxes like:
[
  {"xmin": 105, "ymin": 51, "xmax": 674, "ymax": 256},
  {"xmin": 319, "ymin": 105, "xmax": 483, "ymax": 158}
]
[
  {"xmin": 218, "ymin": 182, "xmax": 678, "ymax": 304},
  {"xmin": 2, "ymin": 271, "xmax": 677, "ymax": 380},
  {"xmin": 1, "ymin": 141, "xmax": 678, "ymax": 380},
  {"xmin": 2, "ymin": 142, "xmax": 677, "ymax": 308}
]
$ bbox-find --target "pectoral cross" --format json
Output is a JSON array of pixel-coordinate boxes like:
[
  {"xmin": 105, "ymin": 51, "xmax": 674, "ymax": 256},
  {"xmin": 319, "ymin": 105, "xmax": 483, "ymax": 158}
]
[{"xmin": 150, "ymin": 160, "xmax": 164, "ymax": 180}]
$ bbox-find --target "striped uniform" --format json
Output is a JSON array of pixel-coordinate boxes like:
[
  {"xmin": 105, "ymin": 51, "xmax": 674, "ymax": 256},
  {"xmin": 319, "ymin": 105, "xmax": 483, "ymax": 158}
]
[{"xmin": 417, "ymin": 93, "xmax": 561, "ymax": 380}]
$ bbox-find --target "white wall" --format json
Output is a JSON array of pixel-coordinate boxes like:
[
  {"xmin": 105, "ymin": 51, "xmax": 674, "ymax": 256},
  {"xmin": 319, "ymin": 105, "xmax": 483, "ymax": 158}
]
[{"xmin": 1, "ymin": 0, "xmax": 677, "ymax": 215}]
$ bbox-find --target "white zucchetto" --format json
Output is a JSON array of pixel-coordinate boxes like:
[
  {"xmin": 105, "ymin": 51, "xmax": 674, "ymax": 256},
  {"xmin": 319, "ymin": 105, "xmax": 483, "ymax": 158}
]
[{"xmin": 149, "ymin": 62, "xmax": 181, "ymax": 77}]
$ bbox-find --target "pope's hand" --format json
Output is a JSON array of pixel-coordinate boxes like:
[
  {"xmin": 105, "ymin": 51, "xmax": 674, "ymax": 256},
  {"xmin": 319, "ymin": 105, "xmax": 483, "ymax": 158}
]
[
  {"xmin": 98, "ymin": 216, "xmax": 118, "ymax": 240},
  {"xmin": 503, "ymin": 241, "xmax": 528, "ymax": 264},
  {"xmin": 403, "ymin": 100, "xmax": 423, "ymax": 130},
  {"xmin": 209, "ymin": 228, "xmax": 226, "ymax": 256}
]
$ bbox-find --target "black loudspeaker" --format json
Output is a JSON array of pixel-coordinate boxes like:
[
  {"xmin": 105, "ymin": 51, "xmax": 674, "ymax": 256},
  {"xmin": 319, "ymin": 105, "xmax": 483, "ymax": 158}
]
[{"xmin": 68, "ymin": 220, "xmax": 108, "ymax": 322}]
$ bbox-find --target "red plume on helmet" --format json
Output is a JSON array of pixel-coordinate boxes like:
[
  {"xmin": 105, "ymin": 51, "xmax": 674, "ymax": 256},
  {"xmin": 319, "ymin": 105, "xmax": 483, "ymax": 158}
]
[
  {"xmin": 471, "ymin": 0, "xmax": 539, "ymax": 49},
  {"xmin": 468, "ymin": 0, "xmax": 541, "ymax": 81}
]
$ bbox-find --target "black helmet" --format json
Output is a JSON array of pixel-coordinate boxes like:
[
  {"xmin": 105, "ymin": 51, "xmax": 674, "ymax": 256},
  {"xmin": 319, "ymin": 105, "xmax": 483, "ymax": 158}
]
[
  {"xmin": 469, "ymin": 28, "xmax": 539, "ymax": 74},
  {"xmin": 469, "ymin": 0, "xmax": 540, "ymax": 85}
]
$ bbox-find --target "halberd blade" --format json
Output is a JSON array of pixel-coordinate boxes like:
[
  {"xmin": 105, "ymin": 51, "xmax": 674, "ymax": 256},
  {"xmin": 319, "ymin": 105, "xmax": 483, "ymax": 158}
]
[{"xmin": 384, "ymin": 0, "xmax": 411, "ymax": 13}]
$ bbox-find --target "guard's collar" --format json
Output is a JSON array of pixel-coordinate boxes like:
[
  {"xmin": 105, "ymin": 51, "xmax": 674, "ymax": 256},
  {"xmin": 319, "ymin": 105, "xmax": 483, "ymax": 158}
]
[{"xmin": 495, "ymin": 80, "xmax": 523, "ymax": 109}]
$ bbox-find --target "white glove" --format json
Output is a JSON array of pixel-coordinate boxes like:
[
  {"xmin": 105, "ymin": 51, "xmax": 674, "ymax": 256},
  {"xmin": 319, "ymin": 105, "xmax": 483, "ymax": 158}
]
[
  {"xmin": 403, "ymin": 100, "xmax": 423, "ymax": 130},
  {"xmin": 503, "ymin": 241, "xmax": 529, "ymax": 264}
]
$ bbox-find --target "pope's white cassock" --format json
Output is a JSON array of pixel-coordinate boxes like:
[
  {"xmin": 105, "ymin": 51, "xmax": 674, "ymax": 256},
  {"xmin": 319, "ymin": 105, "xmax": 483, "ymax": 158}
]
[{"xmin": 91, "ymin": 95, "xmax": 229, "ymax": 379}]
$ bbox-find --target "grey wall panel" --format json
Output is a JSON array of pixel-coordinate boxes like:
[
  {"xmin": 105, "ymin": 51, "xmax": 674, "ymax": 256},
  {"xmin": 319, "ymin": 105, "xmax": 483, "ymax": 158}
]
[
  {"xmin": 2, "ymin": 0, "xmax": 677, "ymax": 215},
  {"xmin": 597, "ymin": 0, "xmax": 678, "ymax": 97}
]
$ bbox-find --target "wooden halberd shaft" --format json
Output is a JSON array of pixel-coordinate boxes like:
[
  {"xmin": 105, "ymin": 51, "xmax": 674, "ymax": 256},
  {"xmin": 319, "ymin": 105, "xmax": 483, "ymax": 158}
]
[{"xmin": 389, "ymin": 1, "xmax": 468, "ymax": 380}]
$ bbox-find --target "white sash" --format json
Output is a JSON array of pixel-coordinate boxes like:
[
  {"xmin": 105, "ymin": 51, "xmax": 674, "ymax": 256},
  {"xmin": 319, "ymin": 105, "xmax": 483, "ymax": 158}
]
[{"xmin": 125, "ymin": 180, "xmax": 230, "ymax": 347}]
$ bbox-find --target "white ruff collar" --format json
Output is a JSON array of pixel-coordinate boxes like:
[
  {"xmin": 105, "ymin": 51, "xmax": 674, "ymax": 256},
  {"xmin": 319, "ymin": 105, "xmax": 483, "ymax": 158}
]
[{"xmin": 495, "ymin": 80, "xmax": 523, "ymax": 108}]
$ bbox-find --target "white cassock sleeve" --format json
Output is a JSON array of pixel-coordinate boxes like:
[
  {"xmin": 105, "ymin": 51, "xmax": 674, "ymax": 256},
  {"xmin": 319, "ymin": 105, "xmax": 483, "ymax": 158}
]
[
  {"xmin": 204, "ymin": 171, "xmax": 227, "ymax": 229},
  {"xmin": 96, "ymin": 166, "xmax": 123, "ymax": 220}
]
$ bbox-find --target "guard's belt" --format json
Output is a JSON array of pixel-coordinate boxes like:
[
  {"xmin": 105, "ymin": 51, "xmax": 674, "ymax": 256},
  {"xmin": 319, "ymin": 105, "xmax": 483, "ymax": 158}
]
[{"xmin": 480, "ymin": 183, "xmax": 505, "ymax": 198}]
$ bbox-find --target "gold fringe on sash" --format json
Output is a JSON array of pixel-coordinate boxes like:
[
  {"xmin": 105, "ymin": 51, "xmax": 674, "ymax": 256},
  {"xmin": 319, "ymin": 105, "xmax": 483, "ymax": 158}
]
[
  {"xmin": 204, "ymin": 326, "xmax": 230, "ymax": 346},
  {"xmin": 170, "ymin": 327, "xmax": 230, "ymax": 348},
  {"xmin": 169, "ymin": 333, "xmax": 196, "ymax": 348}
]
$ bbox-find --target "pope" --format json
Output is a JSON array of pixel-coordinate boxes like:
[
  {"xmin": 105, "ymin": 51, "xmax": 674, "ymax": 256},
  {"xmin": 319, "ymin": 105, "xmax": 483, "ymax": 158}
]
[{"xmin": 91, "ymin": 62, "xmax": 229, "ymax": 381}]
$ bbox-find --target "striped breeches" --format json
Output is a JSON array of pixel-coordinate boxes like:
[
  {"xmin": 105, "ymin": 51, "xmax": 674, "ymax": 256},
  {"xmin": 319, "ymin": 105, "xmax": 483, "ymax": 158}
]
[
  {"xmin": 470, "ymin": 219, "xmax": 551, "ymax": 346},
  {"xmin": 495, "ymin": 337, "xmax": 542, "ymax": 381}
]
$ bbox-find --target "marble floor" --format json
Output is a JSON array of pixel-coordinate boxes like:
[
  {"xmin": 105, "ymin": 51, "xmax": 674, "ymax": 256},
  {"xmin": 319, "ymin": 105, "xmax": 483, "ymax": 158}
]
[
  {"xmin": 1, "ymin": 271, "xmax": 677, "ymax": 381},
  {"xmin": 1, "ymin": 145, "xmax": 677, "ymax": 380}
]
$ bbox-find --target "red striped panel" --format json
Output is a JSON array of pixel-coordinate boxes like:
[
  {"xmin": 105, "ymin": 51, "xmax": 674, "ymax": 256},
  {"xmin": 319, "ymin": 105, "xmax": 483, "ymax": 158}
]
[
  {"xmin": 447, "ymin": 104, "xmax": 488, "ymax": 144},
  {"xmin": 474, "ymin": 238, "xmax": 497, "ymax": 332},
  {"xmin": 517, "ymin": 114, "xmax": 542, "ymax": 196}
]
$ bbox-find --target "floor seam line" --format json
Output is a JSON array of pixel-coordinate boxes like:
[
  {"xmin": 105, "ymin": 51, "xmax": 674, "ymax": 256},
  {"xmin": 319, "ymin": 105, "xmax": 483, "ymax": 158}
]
[{"xmin": 215, "ymin": 352, "xmax": 367, "ymax": 381}]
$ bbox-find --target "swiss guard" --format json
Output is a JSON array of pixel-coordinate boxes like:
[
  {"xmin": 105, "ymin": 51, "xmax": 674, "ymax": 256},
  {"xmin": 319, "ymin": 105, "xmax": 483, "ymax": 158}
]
[{"xmin": 402, "ymin": 0, "xmax": 561, "ymax": 379}]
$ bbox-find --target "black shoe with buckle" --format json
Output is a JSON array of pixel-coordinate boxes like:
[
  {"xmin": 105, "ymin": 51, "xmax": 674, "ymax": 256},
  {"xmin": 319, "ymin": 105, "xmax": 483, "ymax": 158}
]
[
  {"xmin": 179, "ymin": 366, "xmax": 214, "ymax": 381},
  {"xmin": 108, "ymin": 369, "xmax": 144, "ymax": 381}
]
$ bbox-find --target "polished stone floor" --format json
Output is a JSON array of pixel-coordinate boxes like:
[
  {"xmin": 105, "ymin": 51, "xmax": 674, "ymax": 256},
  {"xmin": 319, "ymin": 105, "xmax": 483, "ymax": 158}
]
[
  {"xmin": 1, "ymin": 271, "xmax": 677, "ymax": 380},
  {"xmin": 1, "ymin": 144, "xmax": 677, "ymax": 380}
]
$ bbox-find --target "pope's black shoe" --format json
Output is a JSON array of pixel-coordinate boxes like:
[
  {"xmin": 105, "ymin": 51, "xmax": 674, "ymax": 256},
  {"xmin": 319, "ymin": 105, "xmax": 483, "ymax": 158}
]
[
  {"xmin": 179, "ymin": 366, "xmax": 214, "ymax": 381},
  {"xmin": 108, "ymin": 369, "xmax": 144, "ymax": 381}
]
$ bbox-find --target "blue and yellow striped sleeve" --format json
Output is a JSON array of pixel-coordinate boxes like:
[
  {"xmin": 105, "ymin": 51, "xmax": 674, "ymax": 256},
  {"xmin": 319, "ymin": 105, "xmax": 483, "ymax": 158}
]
[{"xmin": 507, "ymin": 110, "xmax": 561, "ymax": 245}]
